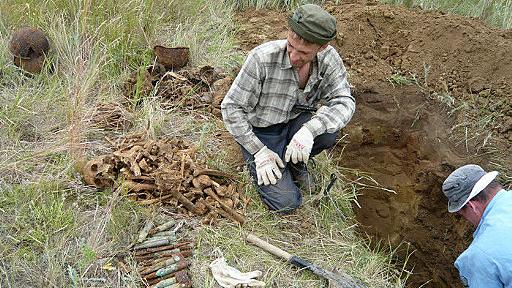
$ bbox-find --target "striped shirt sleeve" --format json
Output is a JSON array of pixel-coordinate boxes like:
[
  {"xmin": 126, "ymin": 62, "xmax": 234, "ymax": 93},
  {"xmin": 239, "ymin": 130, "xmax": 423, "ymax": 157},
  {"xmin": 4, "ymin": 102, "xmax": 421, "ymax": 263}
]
[{"xmin": 221, "ymin": 51, "xmax": 265, "ymax": 155}]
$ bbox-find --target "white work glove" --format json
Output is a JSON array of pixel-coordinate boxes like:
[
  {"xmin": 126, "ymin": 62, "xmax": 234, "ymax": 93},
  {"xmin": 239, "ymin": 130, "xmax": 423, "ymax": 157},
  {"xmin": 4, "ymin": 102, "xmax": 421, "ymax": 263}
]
[
  {"xmin": 285, "ymin": 126, "xmax": 314, "ymax": 164},
  {"xmin": 210, "ymin": 257, "xmax": 265, "ymax": 288},
  {"xmin": 254, "ymin": 146, "xmax": 285, "ymax": 186}
]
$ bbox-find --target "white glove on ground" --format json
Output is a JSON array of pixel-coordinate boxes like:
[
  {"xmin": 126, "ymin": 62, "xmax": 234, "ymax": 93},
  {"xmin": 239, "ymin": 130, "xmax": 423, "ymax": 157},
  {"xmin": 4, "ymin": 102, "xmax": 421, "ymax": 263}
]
[
  {"xmin": 285, "ymin": 126, "xmax": 314, "ymax": 164},
  {"xmin": 254, "ymin": 146, "xmax": 285, "ymax": 186},
  {"xmin": 210, "ymin": 257, "xmax": 265, "ymax": 288}
]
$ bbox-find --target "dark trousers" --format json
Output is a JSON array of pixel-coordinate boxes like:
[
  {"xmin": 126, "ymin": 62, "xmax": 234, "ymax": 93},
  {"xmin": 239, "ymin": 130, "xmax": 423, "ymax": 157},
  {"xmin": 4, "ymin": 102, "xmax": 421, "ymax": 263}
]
[{"xmin": 240, "ymin": 112, "xmax": 339, "ymax": 213}]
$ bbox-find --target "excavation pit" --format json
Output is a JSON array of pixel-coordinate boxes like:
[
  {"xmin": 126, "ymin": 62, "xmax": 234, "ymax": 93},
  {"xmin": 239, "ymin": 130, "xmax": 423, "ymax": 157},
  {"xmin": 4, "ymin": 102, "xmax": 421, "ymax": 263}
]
[{"xmin": 339, "ymin": 84, "xmax": 479, "ymax": 287}]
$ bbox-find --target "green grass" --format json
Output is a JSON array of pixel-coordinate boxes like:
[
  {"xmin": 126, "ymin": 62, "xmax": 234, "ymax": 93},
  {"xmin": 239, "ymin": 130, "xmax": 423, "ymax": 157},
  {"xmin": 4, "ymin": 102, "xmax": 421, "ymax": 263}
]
[
  {"xmin": 224, "ymin": 0, "xmax": 319, "ymax": 10},
  {"xmin": 388, "ymin": 72, "xmax": 419, "ymax": 87},
  {"xmin": 382, "ymin": 0, "xmax": 512, "ymax": 28}
]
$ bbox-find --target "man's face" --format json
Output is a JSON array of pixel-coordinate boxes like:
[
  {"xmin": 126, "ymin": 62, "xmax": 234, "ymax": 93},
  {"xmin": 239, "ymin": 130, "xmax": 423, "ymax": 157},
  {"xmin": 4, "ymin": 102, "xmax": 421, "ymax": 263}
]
[{"xmin": 286, "ymin": 31, "xmax": 323, "ymax": 69}]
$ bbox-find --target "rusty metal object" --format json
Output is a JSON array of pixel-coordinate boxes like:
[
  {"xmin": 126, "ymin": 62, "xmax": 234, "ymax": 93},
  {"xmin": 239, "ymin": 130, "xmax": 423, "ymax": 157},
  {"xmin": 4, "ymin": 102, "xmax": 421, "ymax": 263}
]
[
  {"xmin": 133, "ymin": 237, "xmax": 178, "ymax": 250},
  {"xmin": 135, "ymin": 248, "xmax": 191, "ymax": 261},
  {"xmin": 154, "ymin": 46, "xmax": 189, "ymax": 70},
  {"xmin": 135, "ymin": 241, "xmax": 193, "ymax": 256},
  {"xmin": 136, "ymin": 250, "xmax": 192, "ymax": 269},
  {"xmin": 148, "ymin": 270, "xmax": 191, "ymax": 286},
  {"xmin": 144, "ymin": 259, "xmax": 190, "ymax": 280},
  {"xmin": 139, "ymin": 254, "xmax": 185, "ymax": 275},
  {"xmin": 134, "ymin": 242, "xmax": 193, "ymax": 256},
  {"xmin": 9, "ymin": 27, "xmax": 50, "ymax": 74},
  {"xmin": 149, "ymin": 220, "xmax": 176, "ymax": 235},
  {"xmin": 138, "ymin": 220, "xmax": 155, "ymax": 243}
]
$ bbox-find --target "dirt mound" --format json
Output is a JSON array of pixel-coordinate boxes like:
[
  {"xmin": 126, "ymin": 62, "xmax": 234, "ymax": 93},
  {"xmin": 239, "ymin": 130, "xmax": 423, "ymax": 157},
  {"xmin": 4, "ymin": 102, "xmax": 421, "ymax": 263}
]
[{"xmin": 236, "ymin": 2, "xmax": 511, "ymax": 287}]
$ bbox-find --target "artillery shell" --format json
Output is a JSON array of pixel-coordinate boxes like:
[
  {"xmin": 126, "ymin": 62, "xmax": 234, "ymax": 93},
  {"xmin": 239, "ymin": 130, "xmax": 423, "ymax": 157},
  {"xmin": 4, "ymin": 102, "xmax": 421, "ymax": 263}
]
[
  {"xmin": 138, "ymin": 220, "xmax": 155, "ymax": 243},
  {"xmin": 147, "ymin": 269, "xmax": 190, "ymax": 286},
  {"xmin": 152, "ymin": 231, "xmax": 176, "ymax": 237},
  {"xmin": 147, "ymin": 271, "xmax": 175, "ymax": 286},
  {"xmin": 134, "ymin": 239, "xmax": 170, "ymax": 250},
  {"xmin": 144, "ymin": 260, "xmax": 189, "ymax": 280},
  {"xmin": 144, "ymin": 234, "xmax": 177, "ymax": 243},
  {"xmin": 135, "ymin": 248, "xmax": 182, "ymax": 261},
  {"xmin": 134, "ymin": 237, "xmax": 178, "ymax": 250},
  {"xmin": 139, "ymin": 256, "xmax": 175, "ymax": 269},
  {"xmin": 137, "ymin": 250, "xmax": 193, "ymax": 266},
  {"xmin": 139, "ymin": 254, "xmax": 184, "ymax": 275},
  {"xmin": 149, "ymin": 220, "xmax": 176, "ymax": 235},
  {"xmin": 134, "ymin": 242, "xmax": 193, "ymax": 256},
  {"xmin": 156, "ymin": 260, "xmax": 190, "ymax": 278},
  {"xmin": 152, "ymin": 277, "xmax": 177, "ymax": 288}
]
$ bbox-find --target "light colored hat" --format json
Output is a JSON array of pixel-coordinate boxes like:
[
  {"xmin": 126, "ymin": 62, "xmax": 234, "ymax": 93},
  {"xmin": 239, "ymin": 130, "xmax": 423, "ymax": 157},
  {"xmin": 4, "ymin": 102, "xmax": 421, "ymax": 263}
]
[{"xmin": 442, "ymin": 164, "xmax": 498, "ymax": 213}]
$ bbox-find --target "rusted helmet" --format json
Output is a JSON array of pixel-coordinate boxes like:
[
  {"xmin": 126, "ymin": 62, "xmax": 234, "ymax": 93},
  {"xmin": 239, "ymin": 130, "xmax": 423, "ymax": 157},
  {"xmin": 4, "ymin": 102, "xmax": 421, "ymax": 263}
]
[{"xmin": 9, "ymin": 27, "xmax": 50, "ymax": 74}]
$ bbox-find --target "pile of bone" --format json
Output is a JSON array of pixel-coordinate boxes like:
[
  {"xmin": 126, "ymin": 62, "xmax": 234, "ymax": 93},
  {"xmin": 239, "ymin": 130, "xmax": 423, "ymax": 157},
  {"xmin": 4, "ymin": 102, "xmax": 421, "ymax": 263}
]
[
  {"xmin": 134, "ymin": 220, "xmax": 192, "ymax": 288},
  {"xmin": 122, "ymin": 64, "xmax": 232, "ymax": 116},
  {"xmin": 81, "ymin": 133, "xmax": 247, "ymax": 224}
]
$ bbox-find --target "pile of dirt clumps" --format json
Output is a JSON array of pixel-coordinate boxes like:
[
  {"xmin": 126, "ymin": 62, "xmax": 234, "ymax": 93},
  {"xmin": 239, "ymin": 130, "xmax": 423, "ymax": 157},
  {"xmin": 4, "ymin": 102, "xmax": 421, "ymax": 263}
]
[
  {"xmin": 81, "ymin": 133, "xmax": 248, "ymax": 225},
  {"xmin": 235, "ymin": 1, "xmax": 511, "ymax": 287}
]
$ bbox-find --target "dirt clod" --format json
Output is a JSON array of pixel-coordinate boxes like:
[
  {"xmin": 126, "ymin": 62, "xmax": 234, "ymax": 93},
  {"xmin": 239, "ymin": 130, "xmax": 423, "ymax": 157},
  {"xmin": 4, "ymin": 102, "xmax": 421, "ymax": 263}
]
[{"xmin": 154, "ymin": 45, "xmax": 190, "ymax": 70}]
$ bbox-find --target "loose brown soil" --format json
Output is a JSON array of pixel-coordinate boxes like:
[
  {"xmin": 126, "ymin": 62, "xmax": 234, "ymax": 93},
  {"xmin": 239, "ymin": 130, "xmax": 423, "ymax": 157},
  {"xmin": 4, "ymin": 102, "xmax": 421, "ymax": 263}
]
[{"xmin": 235, "ymin": 1, "xmax": 511, "ymax": 287}]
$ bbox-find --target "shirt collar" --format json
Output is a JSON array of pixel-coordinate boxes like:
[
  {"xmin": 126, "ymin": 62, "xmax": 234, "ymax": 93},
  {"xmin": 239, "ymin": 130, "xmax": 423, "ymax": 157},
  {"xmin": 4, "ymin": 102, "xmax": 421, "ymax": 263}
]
[{"xmin": 280, "ymin": 44, "xmax": 293, "ymax": 69}]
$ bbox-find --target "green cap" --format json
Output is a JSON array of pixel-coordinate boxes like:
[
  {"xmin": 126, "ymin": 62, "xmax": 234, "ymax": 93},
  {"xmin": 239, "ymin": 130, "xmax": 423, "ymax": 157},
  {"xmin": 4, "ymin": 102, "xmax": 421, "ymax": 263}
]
[{"xmin": 287, "ymin": 4, "xmax": 337, "ymax": 45}]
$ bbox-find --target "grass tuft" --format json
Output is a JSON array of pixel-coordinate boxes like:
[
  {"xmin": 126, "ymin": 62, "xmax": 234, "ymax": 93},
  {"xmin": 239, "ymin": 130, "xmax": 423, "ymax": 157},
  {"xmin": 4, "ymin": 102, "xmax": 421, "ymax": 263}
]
[{"xmin": 381, "ymin": 0, "xmax": 512, "ymax": 28}]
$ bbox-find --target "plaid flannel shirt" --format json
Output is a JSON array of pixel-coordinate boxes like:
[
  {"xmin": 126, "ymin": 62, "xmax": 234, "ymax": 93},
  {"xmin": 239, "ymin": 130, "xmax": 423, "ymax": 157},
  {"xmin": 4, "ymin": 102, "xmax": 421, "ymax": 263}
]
[{"xmin": 221, "ymin": 40, "xmax": 355, "ymax": 155}]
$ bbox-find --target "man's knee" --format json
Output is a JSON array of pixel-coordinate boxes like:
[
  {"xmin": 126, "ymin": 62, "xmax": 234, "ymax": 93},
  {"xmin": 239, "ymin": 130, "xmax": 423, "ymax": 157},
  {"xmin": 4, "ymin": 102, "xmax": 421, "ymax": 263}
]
[
  {"xmin": 266, "ymin": 190, "xmax": 302, "ymax": 213},
  {"xmin": 257, "ymin": 178, "xmax": 302, "ymax": 213},
  {"xmin": 312, "ymin": 131, "xmax": 339, "ymax": 156}
]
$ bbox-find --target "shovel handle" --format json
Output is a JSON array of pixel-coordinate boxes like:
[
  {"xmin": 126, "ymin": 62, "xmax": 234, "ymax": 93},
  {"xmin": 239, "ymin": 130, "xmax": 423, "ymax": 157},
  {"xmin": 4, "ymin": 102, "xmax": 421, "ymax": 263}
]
[{"xmin": 246, "ymin": 233, "xmax": 292, "ymax": 261}]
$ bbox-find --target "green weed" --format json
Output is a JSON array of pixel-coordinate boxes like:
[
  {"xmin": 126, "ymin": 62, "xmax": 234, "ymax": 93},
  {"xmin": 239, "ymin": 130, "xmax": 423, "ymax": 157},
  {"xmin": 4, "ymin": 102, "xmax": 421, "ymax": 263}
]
[
  {"xmin": 388, "ymin": 72, "xmax": 418, "ymax": 87},
  {"xmin": 224, "ymin": 0, "xmax": 318, "ymax": 10}
]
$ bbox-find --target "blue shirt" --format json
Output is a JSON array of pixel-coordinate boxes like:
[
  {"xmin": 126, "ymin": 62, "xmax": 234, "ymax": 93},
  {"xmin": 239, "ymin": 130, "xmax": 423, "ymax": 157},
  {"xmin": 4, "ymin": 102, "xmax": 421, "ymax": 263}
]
[{"xmin": 455, "ymin": 190, "xmax": 512, "ymax": 287}]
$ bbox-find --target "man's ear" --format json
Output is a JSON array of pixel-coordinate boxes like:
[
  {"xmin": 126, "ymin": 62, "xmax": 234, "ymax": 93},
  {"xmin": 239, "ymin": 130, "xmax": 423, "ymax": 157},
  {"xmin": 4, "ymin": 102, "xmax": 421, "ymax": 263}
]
[{"xmin": 466, "ymin": 200, "xmax": 480, "ymax": 214}]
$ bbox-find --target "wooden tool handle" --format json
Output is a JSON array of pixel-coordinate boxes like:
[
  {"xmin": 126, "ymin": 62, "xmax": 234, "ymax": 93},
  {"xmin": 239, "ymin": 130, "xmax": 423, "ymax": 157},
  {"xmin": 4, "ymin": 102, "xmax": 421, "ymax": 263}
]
[{"xmin": 246, "ymin": 233, "xmax": 292, "ymax": 261}]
